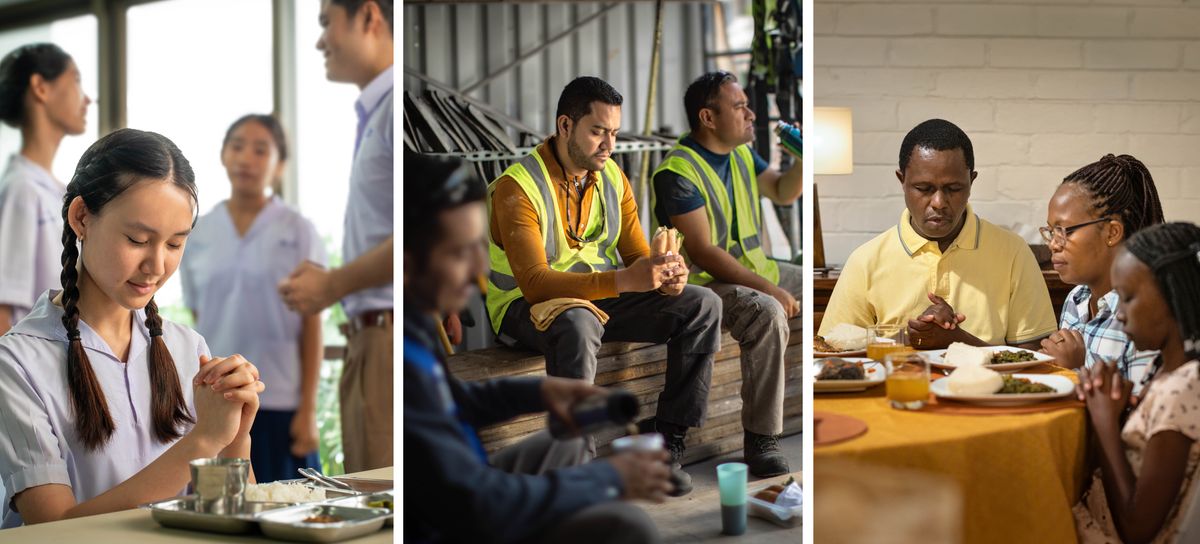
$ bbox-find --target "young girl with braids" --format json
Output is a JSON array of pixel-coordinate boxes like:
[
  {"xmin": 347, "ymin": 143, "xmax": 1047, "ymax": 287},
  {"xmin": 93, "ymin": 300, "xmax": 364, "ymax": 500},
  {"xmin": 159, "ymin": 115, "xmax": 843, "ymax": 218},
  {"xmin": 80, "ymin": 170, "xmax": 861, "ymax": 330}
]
[
  {"xmin": 0, "ymin": 128, "xmax": 264, "ymax": 528},
  {"xmin": 1040, "ymin": 154, "xmax": 1164, "ymax": 393},
  {"xmin": 0, "ymin": 43, "xmax": 92, "ymax": 335},
  {"xmin": 1073, "ymin": 222, "xmax": 1200, "ymax": 543}
]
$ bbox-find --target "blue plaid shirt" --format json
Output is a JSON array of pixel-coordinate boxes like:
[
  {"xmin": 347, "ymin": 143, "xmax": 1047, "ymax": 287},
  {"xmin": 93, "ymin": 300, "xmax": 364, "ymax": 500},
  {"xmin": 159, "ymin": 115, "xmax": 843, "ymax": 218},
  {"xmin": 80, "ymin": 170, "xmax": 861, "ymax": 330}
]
[{"xmin": 1060, "ymin": 285, "xmax": 1158, "ymax": 394}]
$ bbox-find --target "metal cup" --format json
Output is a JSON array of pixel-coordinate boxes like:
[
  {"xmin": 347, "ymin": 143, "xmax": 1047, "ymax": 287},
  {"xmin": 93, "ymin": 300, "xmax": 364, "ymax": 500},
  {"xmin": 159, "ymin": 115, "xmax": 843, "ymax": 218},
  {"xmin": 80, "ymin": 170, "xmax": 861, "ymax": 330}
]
[{"xmin": 189, "ymin": 458, "xmax": 250, "ymax": 515}]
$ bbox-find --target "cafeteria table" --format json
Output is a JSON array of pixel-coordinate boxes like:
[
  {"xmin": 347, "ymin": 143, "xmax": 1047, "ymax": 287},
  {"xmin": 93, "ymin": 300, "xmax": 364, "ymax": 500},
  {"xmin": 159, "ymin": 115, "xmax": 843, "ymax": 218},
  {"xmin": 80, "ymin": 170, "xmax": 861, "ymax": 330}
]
[{"xmin": 0, "ymin": 467, "xmax": 393, "ymax": 543}]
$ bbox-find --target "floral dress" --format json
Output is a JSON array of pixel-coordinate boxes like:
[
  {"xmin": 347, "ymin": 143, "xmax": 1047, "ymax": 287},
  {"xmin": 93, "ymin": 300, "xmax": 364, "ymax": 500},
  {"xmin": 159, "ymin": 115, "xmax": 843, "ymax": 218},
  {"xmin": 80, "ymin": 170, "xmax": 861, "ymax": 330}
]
[{"xmin": 1074, "ymin": 360, "xmax": 1200, "ymax": 543}]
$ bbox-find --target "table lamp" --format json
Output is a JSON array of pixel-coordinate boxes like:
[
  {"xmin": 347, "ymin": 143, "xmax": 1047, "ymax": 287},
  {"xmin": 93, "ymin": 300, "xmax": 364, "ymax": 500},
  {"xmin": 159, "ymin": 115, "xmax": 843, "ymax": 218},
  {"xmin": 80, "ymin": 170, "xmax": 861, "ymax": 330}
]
[{"xmin": 813, "ymin": 107, "xmax": 854, "ymax": 270}]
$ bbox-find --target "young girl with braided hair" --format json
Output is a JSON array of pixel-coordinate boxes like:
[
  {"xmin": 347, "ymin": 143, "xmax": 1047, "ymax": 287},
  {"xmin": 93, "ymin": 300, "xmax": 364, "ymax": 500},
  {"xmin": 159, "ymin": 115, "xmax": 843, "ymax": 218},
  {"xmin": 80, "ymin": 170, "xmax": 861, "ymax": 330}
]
[
  {"xmin": 1040, "ymin": 154, "xmax": 1164, "ymax": 392},
  {"xmin": 1074, "ymin": 222, "xmax": 1200, "ymax": 543},
  {"xmin": 0, "ymin": 128, "xmax": 264, "ymax": 528}
]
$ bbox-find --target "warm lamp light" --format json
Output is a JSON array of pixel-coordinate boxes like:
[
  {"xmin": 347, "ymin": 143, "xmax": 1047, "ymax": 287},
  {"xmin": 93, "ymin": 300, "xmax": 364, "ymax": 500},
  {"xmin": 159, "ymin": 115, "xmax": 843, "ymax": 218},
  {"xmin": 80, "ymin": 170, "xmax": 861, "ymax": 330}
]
[{"xmin": 814, "ymin": 107, "xmax": 853, "ymax": 175}]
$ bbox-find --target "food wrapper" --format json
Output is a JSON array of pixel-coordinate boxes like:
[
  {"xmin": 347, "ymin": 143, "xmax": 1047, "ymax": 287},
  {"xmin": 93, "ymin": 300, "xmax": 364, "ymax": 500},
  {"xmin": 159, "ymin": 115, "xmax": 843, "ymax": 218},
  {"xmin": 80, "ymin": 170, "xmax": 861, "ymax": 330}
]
[
  {"xmin": 776, "ymin": 482, "xmax": 802, "ymax": 508},
  {"xmin": 651, "ymin": 227, "xmax": 681, "ymax": 256}
]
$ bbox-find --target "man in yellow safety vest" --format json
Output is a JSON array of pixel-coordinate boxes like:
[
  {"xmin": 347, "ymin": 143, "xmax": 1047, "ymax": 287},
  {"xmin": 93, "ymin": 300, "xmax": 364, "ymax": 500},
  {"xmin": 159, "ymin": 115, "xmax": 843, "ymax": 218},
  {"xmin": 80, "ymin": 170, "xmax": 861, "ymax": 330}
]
[
  {"xmin": 652, "ymin": 71, "xmax": 802, "ymax": 478},
  {"xmin": 486, "ymin": 77, "xmax": 723, "ymax": 497}
]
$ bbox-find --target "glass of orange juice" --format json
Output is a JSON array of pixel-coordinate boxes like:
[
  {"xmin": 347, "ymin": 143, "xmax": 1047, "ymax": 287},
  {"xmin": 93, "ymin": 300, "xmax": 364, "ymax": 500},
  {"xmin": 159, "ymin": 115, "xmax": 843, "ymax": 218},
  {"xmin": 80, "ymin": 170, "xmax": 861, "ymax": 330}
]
[
  {"xmin": 867, "ymin": 325, "xmax": 911, "ymax": 361},
  {"xmin": 885, "ymin": 352, "xmax": 930, "ymax": 410}
]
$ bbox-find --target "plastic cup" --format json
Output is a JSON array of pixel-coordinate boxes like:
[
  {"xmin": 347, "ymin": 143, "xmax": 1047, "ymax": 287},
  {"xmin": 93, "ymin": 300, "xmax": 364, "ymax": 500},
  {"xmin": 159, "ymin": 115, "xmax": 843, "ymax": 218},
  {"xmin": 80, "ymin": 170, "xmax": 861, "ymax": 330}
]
[{"xmin": 717, "ymin": 462, "xmax": 748, "ymax": 535}]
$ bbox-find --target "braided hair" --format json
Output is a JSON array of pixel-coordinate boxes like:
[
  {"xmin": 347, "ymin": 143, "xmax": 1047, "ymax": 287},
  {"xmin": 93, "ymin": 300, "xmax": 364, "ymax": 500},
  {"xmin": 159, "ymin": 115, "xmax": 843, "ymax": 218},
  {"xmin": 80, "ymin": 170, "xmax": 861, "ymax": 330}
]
[
  {"xmin": 1062, "ymin": 154, "xmax": 1164, "ymax": 238},
  {"xmin": 62, "ymin": 128, "xmax": 198, "ymax": 450},
  {"xmin": 1126, "ymin": 222, "xmax": 1200, "ymax": 386}
]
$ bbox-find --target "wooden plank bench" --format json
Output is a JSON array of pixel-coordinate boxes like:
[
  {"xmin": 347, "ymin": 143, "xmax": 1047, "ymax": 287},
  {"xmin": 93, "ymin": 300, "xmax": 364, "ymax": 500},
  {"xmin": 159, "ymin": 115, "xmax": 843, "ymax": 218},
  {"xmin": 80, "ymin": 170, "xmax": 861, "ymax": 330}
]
[{"xmin": 446, "ymin": 318, "xmax": 804, "ymax": 466}]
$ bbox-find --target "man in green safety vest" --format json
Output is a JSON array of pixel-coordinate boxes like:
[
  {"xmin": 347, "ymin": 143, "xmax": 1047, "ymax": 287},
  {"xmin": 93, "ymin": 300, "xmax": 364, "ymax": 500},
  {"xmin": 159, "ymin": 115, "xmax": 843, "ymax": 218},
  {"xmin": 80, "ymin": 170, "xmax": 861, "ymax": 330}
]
[
  {"xmin": 486, "ymin": 77, "xmax": 723, "ymax": 497},
  {"xmin": 651, "ymin": 71, "xmax": 802, "ymax": 478}
]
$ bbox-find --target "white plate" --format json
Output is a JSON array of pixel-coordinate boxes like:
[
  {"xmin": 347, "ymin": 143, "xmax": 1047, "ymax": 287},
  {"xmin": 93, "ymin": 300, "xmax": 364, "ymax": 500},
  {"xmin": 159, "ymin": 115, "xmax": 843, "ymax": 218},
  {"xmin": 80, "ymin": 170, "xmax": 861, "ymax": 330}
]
[
  {"xmin": 924, "ymin": 346, "xmax": 1054, "ymax": 372},
  {"xmin": 930, "ymin": 373, "xmax": 1075, "ymax": 406},
  {"xmin": 814, "ymin": 349, "xmax": 867, "ymax": 358},
  {"xmin": 814, "ymin": 358, "xmax": 885, "ymax": 392}
]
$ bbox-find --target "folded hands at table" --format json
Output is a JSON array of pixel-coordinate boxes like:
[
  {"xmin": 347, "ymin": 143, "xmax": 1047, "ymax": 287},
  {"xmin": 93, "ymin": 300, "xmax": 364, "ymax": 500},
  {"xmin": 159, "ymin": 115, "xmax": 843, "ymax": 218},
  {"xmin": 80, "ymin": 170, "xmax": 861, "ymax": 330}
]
[
  {"xmin": 1076, "ymin": 360, "xmax": 1134, "ymax": 428},
  {"xmin": 908, "ymin": 293, "xmax": 974, "ymax": 350},
  {"xmin": 1040, "ymin": 329, "xmax": 1087, "ymax": 370}
]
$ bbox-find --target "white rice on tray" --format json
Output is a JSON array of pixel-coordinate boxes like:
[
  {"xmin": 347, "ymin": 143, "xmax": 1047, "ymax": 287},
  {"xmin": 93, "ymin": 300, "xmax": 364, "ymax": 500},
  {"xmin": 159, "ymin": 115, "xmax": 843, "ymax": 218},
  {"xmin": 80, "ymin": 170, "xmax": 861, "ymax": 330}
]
[{"xmin": 244, "ymin": 482, "xmax": 326, "ymax": 503}]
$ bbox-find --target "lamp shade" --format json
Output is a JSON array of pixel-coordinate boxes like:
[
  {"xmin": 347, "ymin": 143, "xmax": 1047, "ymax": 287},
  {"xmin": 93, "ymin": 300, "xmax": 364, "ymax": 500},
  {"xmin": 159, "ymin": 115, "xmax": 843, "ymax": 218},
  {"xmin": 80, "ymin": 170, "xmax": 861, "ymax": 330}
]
[{"xmin": 814, "ymin": 107, "xmax": 853, "ymax": 175}]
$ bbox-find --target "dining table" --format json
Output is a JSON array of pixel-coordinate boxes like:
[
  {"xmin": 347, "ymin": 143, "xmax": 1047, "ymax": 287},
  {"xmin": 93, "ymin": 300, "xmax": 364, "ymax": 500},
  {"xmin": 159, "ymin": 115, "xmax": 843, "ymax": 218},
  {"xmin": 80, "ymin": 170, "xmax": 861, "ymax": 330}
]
[
  {"xmin": 814, "ymin": 364, "xmax": 1088, "ymax": 544},
  {"xmin": 0, "ymin": 467, "xmax": 393, "ymax": 543}
]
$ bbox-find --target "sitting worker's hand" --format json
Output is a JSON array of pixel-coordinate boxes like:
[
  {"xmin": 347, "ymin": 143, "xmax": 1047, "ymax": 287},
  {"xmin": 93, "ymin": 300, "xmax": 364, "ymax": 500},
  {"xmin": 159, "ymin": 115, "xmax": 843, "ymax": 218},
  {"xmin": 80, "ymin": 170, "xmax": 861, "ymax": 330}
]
[
  {"xmin": 657, "ymin": 252, "xmax": 688, "ymax": 296},
  {"xmin": 617, "ymin": 254, "xmax": 685, "ymax": 293},
  {"xmin": 769, "ymin": 286, "xmax": 800, "ymax": 318},
  {"xmin": 608, "ymin": 449, "xmax": 673, "ymax": 503},
  {"xmin": 541, "ymin": 376, "xmax": 608, "ymax": 434},
  {"xmin": 1040, "ymin": 328, "xmax": 1085, "ymax": 369}
]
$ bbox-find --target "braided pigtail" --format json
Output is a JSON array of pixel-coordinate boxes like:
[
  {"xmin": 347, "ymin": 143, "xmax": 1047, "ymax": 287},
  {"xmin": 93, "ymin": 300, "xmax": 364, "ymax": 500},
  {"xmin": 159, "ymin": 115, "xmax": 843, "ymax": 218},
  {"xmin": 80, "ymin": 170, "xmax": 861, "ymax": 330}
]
[
  {"xmin": 143, "ymin": 297, "xmax": 193, "ymax": 442},
  {"xmin": 60, "ymin": 207, "xmax": 116, "ymax": 450}
]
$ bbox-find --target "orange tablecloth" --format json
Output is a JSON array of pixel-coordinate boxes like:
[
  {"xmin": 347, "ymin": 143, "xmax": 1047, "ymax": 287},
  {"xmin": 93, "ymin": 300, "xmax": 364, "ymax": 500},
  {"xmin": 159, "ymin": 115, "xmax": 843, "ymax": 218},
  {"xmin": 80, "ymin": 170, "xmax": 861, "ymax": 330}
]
[{"xmin": 815, "ymin": 366, "xmax": 1088, "ymax": 544}]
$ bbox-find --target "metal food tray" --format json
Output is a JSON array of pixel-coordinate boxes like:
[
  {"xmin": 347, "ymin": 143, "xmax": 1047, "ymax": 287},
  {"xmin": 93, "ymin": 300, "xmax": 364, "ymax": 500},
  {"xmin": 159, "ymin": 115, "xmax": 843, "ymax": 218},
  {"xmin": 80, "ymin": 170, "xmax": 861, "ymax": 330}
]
[
  {"xmin": 145, "ymin": 497, "xmax": 295, "ymax": 534},
  {"xmin": 144, "ymin": 485, "xmax": 393, "ymax": 541},
  {"xmin": 256, "ymin": 504, "xmax": 390, "ymax": 543},
  {"xmin": 325, "ymin": 492, "xmax": 395, "ymax": 526}
]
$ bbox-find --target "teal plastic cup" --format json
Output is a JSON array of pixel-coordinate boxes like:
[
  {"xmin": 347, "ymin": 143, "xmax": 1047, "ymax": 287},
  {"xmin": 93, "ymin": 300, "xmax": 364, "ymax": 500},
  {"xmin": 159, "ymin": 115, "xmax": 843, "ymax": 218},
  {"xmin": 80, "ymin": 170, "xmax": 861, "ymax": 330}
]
[{"xmin": 716, "ymin": 462, "xmax": 748, "ymax": 535}]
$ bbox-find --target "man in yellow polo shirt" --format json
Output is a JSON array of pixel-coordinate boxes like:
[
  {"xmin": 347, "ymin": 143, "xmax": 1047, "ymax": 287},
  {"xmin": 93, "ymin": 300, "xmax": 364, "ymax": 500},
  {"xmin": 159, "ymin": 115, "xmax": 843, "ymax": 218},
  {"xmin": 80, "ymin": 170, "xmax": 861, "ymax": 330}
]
[{"xmin": 819, "ymin": 119, "xmax": 1056, "ymax": 349}]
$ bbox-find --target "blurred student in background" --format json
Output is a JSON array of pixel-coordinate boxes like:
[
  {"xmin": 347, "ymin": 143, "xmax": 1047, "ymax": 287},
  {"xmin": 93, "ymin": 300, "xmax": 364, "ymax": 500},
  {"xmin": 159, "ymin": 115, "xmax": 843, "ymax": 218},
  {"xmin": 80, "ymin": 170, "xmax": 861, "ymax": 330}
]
[
  {"xmin": 182, "ymin": 114, "xmax": 325, "ymax": 482},
  {"xmin": 0, "ymin": 43, "xmax": 91, "ymax": 334}
]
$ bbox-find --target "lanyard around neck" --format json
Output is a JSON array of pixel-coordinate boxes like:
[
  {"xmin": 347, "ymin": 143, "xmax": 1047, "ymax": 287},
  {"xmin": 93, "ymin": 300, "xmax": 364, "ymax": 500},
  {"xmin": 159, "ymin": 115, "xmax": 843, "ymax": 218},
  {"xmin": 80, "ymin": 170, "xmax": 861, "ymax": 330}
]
[{"xmin": 551, "ymin": 143, "xmax": 606, "ymax": 244}]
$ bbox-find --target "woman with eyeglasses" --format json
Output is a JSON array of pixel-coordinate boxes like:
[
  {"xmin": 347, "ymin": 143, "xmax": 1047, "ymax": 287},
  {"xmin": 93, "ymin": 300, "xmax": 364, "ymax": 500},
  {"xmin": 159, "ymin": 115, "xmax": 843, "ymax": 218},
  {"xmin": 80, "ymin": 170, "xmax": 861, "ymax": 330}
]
[
  {"xmin": 1039, "ymin": 154, "xmax": 1164, "ymax": 391},
  {"xmin": 0, "ymin": 43, "xmax": 92, "ymax": 335},
  {"xmin": 179, "ymin": 115, "xmax": 325, "ymax": 483}
]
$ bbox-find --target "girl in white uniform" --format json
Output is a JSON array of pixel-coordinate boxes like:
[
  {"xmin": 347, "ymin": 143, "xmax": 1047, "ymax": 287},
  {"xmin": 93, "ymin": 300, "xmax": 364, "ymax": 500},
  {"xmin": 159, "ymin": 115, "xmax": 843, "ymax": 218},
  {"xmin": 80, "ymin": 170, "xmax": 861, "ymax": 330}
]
[
  {"xmin": 181, "ymin": 114, "xmax": 324, "ymax": 482},
  {"xmin": 0, "ymin": 128, "xmax": 264, "ymax": 528},
  {"xmin": 0, "ymin": 43, "xmax": 91, "ymax": 334}
]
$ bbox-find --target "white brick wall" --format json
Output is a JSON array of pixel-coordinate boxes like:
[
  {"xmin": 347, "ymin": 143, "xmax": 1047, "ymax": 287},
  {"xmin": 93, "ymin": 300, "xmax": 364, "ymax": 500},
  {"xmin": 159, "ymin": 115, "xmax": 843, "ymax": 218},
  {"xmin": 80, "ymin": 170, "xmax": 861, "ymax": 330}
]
[{"xmin": 815, "ymin": 1, "xmax": 1200, "ymax": 266}]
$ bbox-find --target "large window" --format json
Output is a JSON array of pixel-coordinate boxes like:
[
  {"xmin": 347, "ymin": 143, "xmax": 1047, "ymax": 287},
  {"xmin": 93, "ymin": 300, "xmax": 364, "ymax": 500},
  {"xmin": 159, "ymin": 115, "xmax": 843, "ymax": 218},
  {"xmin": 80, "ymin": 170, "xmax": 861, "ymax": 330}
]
[
  {"xmin": 0, "ymin": 15, "xmax": 98, "ymax": 183},
  {"xmin": 0, "ymin": 0, "xmax": 363, "ymax": 474},
  {"xmin": 126, "ymin": 0, "xmax": 274, "ymax": 322}
]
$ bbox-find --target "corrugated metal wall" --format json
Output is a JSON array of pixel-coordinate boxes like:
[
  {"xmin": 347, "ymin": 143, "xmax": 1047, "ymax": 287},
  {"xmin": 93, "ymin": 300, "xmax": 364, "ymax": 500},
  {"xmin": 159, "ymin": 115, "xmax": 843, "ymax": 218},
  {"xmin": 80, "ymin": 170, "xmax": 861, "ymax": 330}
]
[
  {"xmin": 403, "ymin": 1, "xmax": 713, "ymax": 140},
  {"xmin": 402, "ymin": 1, "xmax": 719, "ymax": 352}
]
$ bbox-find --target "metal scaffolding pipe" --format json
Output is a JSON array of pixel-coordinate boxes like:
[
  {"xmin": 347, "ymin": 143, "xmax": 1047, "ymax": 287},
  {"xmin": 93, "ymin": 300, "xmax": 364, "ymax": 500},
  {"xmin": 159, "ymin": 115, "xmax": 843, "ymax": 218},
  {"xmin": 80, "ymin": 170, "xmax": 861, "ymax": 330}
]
[{"xmin": 404, "ymin": 68, "xmax": 542, "ymax": 136}]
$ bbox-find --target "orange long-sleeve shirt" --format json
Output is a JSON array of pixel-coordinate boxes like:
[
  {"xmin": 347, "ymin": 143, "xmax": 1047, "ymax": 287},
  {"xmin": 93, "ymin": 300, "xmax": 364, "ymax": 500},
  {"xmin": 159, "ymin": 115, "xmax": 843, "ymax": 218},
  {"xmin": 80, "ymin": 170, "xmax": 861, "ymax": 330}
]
[{"xmin": 490, "ymin": 138, "xmax": 651, "ymax": 303}]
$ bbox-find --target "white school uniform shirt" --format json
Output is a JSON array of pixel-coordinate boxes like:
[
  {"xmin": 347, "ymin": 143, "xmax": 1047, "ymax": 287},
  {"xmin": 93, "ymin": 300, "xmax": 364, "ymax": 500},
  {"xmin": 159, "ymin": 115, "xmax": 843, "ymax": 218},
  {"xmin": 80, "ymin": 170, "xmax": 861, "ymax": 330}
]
[
  {"xmin": 0, "ymin": 290, "xmax": 208, "ymax": 528},
  {"xmin": 341, "ymin": 65, "xmax": 394, "ymax": 319},
  {"xmin": 0, "ymin": 154, "xmax": 66, "ymax": 322},
  {"xmin": 180, "ymin": 198, "xmax": 325, "ymax": 411}
]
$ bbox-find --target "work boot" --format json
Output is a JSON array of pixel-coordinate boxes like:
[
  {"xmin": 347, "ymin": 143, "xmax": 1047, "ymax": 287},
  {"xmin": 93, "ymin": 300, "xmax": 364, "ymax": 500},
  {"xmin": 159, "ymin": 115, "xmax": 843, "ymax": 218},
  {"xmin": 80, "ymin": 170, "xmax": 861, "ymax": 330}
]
[
  {"xmin": 635, "ymin": 417, "xmax": 693, "ymax": 497},
  {"xmin": 744, "ymin": 431, "xmax": 790, "ymax": 478}
]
